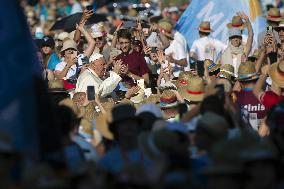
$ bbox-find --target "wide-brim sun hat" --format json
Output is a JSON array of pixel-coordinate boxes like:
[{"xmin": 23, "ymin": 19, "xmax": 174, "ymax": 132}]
[
  {"xmin": 60, "ymin": 39, "xmax": 78, "ymax": 52},
  {"xmin": 227, "ymin": 16, "xmax": 247, "ymax": 30},
  {"xmin": 269, "ymin": 60, "xmax": 284, "ymax": 88},
  {"xmin": 178, "ymin": 76, "xmax": 205, "ymax": 102},
  {"xmin": 237, "ymin": 61, "xmax": 259, "ymax": 82},
  {"xmin": 266, "ymin": 7, "xmax": 282, "ymax": 22},
  {"xmin": 159, "ymin": 90, "xmax": 178, "ymax": 109},
  {"xmin": 198, "ymin": 21, "xmax": 213, "ymax": 33}
]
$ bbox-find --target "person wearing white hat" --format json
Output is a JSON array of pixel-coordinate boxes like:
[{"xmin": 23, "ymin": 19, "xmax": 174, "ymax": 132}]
[{"xmin": 76, "ymin": 53, "xmax": 124, "ymax": 98}]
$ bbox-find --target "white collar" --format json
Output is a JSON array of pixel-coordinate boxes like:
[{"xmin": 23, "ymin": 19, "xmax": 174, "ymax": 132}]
[{"xmin": 87, "ymin": 68, "xmax": 99, "ymax": 77}]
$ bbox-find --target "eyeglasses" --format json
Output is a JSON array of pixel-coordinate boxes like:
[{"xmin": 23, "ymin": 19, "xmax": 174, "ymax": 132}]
[{"xmin": 95, "ymin": 37, "xmax": 103, "ymax": 41}]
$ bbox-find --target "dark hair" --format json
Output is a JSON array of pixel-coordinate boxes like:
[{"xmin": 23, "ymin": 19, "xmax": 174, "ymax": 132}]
[
  {"xmin": 117, "ymin": 29, "xmax": 132, "ymax": 40},
  {"xmin": 199, "ymin": 31, "xmax": 210, "ymax": 36}
]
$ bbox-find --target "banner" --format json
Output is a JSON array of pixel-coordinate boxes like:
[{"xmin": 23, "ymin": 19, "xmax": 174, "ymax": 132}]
[{"xmin": 176, "ymin": 0, "xmax": 266, "ymax": 48}]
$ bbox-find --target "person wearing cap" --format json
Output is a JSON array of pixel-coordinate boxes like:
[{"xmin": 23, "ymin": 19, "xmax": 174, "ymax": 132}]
[
  {"xmin": 40, "ymin": 36, "xmax": 60, "ymax": 71},
  {"xmin": 233, "ymin": 61, "xmax": 266, "ymax": 130},
  {"xmin": 190, "ymin": 21, "xmax": 226, "ymax": 63},
  {"xmin": 167, "ymin": 6, "xmax": 180, "ymax": 22},
  {"xmin": 257, "ymin": 7, "xmax": 282, "ymax": 48},
  {"xmin": 97, "ymin": 104, "xmax": 152, "ymax": 174},
  {"xmin": 158, "ymin": 19, "xmax": 189, "ymax": 77},
  {"xmin": 221, "ymin": 12, "xmax": 253, "ymax": 76},
  {"xmin": 75, "ymin": 53, "xmax": 123, "ymax": 98}
]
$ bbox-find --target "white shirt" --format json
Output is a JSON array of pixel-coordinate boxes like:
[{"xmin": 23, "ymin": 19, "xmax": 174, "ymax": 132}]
[
  {"xmin": 76, "ymin": 68, "xmax": 121, "ymax": 97},
  {"xmin": 165, "ymin": 31, "xmax": 189, "ymax": 77},
  {"xmin": 55, "ymin": 61, "xmax": 77, "ymax": 79},
  {"xmin": 71, "ymin": 2, "xmax": 83, "ymax": 14},
  {"xmin": 190, "ymin": 36, "xmax": 226, "ymax": 62}
]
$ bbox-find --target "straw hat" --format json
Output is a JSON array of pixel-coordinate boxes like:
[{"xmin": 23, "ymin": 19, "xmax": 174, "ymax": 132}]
[
  {"xmin": 142, "ymin": 94, "xmax": 160, "ymax": 104},
  {"xmin": 227, "ymin": 16, "xmax": 247, "ymax": 30},
  {"xmin": 217, "ymin": 78, "xmax": 232, "ymax": 93},
  {"xmin": 269, "ymin": 60, "xmax": 284, "ymax": 88},
  {"xmin": 266, "ymin": 8, "xmax": 282, "ymax": 22},
  {"xmin": 173, "ymin": 71, "xmax": 194, "ymax": 88},
  {"xmin": 160, "ymin": 90, "xmax": 178, "ymax": 109},
  {"xmin": 218, "ymin": 64, "xmax": 235, "ymax": 81},
  {"xmin": 59, "ymin": 98, "xmax": 85, "ymax": 118},
  {"xmin": 48, "ymin": 80, "xmax": 66, "ymax": 93},
  {"xmin": 57, "ymin": 32, "xmax": 69, "ymax": 41},
  {"xmin": 204, "ymin": 59, "xmax": 220, "ymax": 73},
  {"xmin": 237, "ymin": 61, "xmax": 259, "ymax": 81},
  {"xmin": 60, "ymin": 39, "xmax": 78, "ymax": 52},
  {"xmin": 178, "ymin": 76, "xmax": 205, "ymax": 102},
  {"xmin": 199, "ymin": 21, "xmax": 213, "ymax": 33},
  {"xmin": 158, "ymin": 20, "xmax": 173, "ymax": 39}
]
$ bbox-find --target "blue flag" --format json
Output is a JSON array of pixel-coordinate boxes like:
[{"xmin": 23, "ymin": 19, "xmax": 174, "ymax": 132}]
[
  {"xmin": 176, "ymin": 0, "xmax": 266, "ymax": 48},
  {"xmin": 0, "ymin": 0, "xmax": 41, "ymax": 159}
]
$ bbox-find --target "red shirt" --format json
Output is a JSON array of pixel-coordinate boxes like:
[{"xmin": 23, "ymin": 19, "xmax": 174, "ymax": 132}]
[
  {"xmin": 259, "ymin": 91, "xmax": 283, "ymax": 110},
  {"xmin": 235, "ymin": 89, "xmax": 266, "ymax": 119}
]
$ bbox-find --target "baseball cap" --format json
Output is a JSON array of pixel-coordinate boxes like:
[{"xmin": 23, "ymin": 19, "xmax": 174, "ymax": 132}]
[{"xmin": 228, "ymin": 28, "xmax": 242, "ymax": 38}]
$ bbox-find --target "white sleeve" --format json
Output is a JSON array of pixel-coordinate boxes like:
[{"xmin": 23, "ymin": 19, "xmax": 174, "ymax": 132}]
[
  {"xmin": 190, "ymin": 40, "xmax": 198, "ymax": 53},
  {"xmin": 99, "ymin": 71, "xmax": 122, "ymax": 97},
  {"xmin": 173, "ymin": 42, "xmax": 187, "ymax": 60},
  {"xmin": 76, "ymin": 74, "xmax": 99, "ymax": 94},
  {"xmin": 55, "ymin": 62, "xmax": 65, "ymax": 72}
]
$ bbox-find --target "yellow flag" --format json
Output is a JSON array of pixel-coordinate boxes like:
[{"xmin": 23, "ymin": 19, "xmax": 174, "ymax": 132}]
[{"xmin": 249, "ymin": 0, "xmax": 262, "ymax": 21}]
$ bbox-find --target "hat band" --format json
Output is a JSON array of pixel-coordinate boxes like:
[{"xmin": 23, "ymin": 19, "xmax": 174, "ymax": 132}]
[
  {"xmin": 208, "ymin": 63, "xmax": 217, "ymax": 70},
  {"xmin": 268, "ymin": 15, "xmax": 281, "ymax": 18},
  {"xmin": 186, "ymin": 90, "xmax": 204, "ymax": 95},
  {"xmin": 178, "ymin": 79, "xmax": 188, "ymax": 85},
  {"xmin": 232, "ymin": 23, "xmax": 243, "ymax": 27},
  {"xmin": 160, "ymin": 96, "xmax": 177, "ymax": 104},
  {"xmin": 199, "ymin": 27, "xmax": 211, "ymax": 31}
]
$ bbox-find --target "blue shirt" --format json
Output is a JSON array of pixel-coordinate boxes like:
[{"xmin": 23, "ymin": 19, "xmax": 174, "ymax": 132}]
[
  {"xmin": 47, "ymin": 52, "xmax": 60, "ymax": 70},
  {"xmin": 98, "ymin": 146, "xmax": 153, "ymax": 174}
]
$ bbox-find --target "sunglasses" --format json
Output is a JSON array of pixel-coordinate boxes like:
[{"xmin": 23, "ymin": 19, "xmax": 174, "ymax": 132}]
[{"xmin": 95, "ymin": 37, "xmax": 103, "ymax": 41}]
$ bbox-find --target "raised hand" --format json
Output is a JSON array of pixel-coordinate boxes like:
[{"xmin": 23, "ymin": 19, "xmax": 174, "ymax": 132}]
[
  {"xmin": 81, "ymin": 10, "xmax": 94, "ymax": 24},
  {"xmin": 237, "ymin": 11, "xmax": 249, "ymax": 22},
  {"xmin": 143, "ymin": 46, "xmax": 152, "ymax": 55},
  {"xmin": 125, "ymin": 86, "xmax": 141, "ymax": 99},
  {"xmin": 157, "ymin": 49, "xmax": 166, "ymax": 63},
  {"xmin": 113, "ymin": 59, "xmax": 124, "ymax": 74}
]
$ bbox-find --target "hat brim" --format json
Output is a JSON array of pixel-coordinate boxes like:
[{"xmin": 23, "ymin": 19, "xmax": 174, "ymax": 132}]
[
  {"xmin": 227, "ymin": 23, "xmax": 247, "ymax": 30},
  {"xmin": 274, "ymin": 26, "xmax": 284, "ymax": 32},
  {"xmin": 269, "ymin": 62, "xmax": 284, "ymax": 88},
  {"xmin": 218, "ymin": 72, "xmax": 234, "ymax": 81},
  {"xmin": 48, "ymin": 88, "xmax": 68, "ymax": 93},
  {"xmin": 60, "ymin": 47, "xmax": 78, "ymax": 53},
  {"xmin": 178, "ymin": 88, "xmax": 204, "ymax": 102},
  {"xmin": 198, "ymin": 28, "xmax": 213, "ymax": 33},
  {"xmin": 266, "ymin": 16, "xmax": 282, "ymax": 22},
  {"xmin": 160, "ymin": 101, "xmax": 178, "ymax": 109},
  {"xmin": 237, "ymin": 73, "xmax": 259, "ymax": 82}
]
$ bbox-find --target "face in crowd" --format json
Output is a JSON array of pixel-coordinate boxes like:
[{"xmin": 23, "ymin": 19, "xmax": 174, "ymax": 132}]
[
  {"xmin": 41, "ymin": 46, "xmax": 52, "ymax": 55},
  {"xmin": 119, "ymin": 37, "xmax": 131, "ymax": 53},
  {"xmin": 94, "ymin": 36, "xmax": 105, "ymax": 49},
  {"xmin": 230, "ymin": 36, "xmax": 242, "ymax": 47},
  {"xmin": 63, "ymin": 48, "xmax": 77, "ymax": 59},
  {"xmin": 90, "ymin": 57, "xmax": 106, "ymax": 77},
  {"xmin": 278, "ymin": 28, "xmax": 284, "ymax": 42}
]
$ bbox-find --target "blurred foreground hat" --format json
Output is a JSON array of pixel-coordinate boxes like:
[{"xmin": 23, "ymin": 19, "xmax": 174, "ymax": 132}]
[
  {"xmin": 269, "ymin": 60, "xmax": 284, "ymax": 88},
  {"xmin": 197, "ymin": 112, "xmax": 229, "ymax": 139},
  {"xmin": 227, "ymin": 16, "xmax": 247, "ymax": 30},
  {"xmin": 160, "ymin": 90, "xmax": 178, "ymax": 109},
  {"xmin": 198, "ymin": 21, "xmax": 213, "ymax": 33},
  {"xmin": 59, "ymin": 98, "xmax": 85, "ymax": 118},
  {"xmin": 109, "ymin": 104, "xmax": 139, "ymax": 125},
  {"xmin": 178, "ymin": 76, "xmax": 205, "ymax": 102},
  {"xmin": 204, "ymin": 59, "xmax": 220, "ymax": 73},
  {"xmin": 266, "ymin": 7, "xmax": 282, "ymax": 22},
  {"xmin": 158, "ymin": 20, "xmax": 174, "ymax": 39},
  {"xmin": 48, "ymin": 80, "xmax": 66, "ymax": 92},
  {"xmin": 237, "ymin": 61, "xmax": 259, "ymax": 81},
  {"xmin": 218, "ymin": 64, "xmax": 235, "ymax": 81},
  {"xmin": 60, "ymin": 39, "xmax": 78, "ymax": 52},
  {"xmin": 137, "ymin": 104, "xmax": 163, "ymax": 118}
]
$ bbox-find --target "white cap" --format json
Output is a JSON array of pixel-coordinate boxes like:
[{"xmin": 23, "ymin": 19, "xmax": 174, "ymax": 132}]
[
  {"xmin": 168, "ymin": 6, "xmax": 179, "ymax": 13},
  {"xmin": 136, "ymin": 103, "xmax": 163, "ymax": 118},
  {"xmin": 89, "ymin": 53, "xmax": 104, "ymax": 62}
]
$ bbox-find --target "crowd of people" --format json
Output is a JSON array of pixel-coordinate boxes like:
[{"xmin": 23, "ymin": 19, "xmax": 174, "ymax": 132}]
[{"xmin": 1, "ymin": 0, "xmax": 284, "ymax": 188}]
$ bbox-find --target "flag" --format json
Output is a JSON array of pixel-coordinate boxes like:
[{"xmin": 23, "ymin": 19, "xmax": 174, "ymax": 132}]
[
  {"xmin": 0, "ymin": 0, "xmax": 42, "ymax": 160},
  {"xmin": 176, "ymin": 0, "xmax": 266, "ymax": 48}
]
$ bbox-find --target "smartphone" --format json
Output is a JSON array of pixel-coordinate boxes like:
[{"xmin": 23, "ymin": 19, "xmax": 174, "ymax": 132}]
[
  {"xmin": 86, "ymin": 5, "xmax": 93, "ymax": 11},
  {"xmin": 266, "ymin": 26, "xmax": 273, "ymax": 34},
  {"xmin": 151, "ymin": 47, "xmax": 157, "ymax": 54},
  {"xmin": 87, "ymin": 86, "xmax": 95, "ymax": 101},
  {"xmin": 123, "ymin": 21, "xmax": 136, "ymax": 28},
  {"xmin": 196, "ymin": 61, "xmax": 204, "ymax": 77}
]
